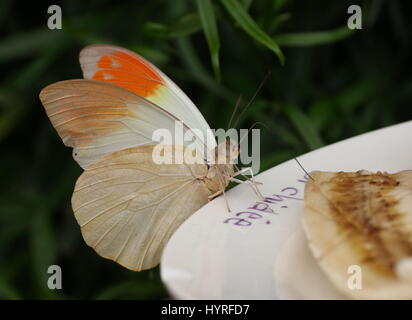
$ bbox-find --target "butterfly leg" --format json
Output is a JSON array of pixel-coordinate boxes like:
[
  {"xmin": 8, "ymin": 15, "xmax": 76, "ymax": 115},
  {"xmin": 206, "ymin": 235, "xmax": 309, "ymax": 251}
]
[
  {"xmin": 229, "ymin": 177, "xmax": 264, "ymax": 200},
  {"xmin": 208, "ymin": 190, "xmax": 222, "ymax": 199},
  {"xmin": 221, "ymin": 187, "xmax": 231, "ymax": 212},
  {"xmin": 239, "ymin": 168, "xmax": 264, "ymax": 199},
  {"xmin": 231, "ymin": 167, "xmax": 265, "ymax": 200},
  {"xmin": 232, "ymin": 166, "xmax": 262, "ymax": 184},
  {"xmin": 207, "ymin": 178, "xmax": 231, "ymax": 212}
]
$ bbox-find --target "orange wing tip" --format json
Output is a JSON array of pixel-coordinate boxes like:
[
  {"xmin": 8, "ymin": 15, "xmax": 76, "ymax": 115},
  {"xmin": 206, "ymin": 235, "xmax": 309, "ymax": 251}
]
[{"xmin": 80, "ymin": 45, "xmax": 164, "ymax": 97}]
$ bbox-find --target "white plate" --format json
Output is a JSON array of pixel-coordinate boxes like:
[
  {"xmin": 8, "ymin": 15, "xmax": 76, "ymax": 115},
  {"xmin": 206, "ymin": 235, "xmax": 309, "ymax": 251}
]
[{"xmin": 160, "ymin": 120, "xmax": 412, "ymax": 299}]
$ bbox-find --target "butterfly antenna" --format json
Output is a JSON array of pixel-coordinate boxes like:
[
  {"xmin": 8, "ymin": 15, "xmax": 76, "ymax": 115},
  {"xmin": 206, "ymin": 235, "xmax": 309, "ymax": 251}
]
[
  {"xmin": 227, "ymin": 95, "xmax": 243, "ymax": 130},
  {"xmin": 291, "ymin": 152, "xmax": 315, "ymax": 181},
  {"xmin": 239, "ymin": 121, "xmax": 315, "ymax": 181},
  {"xmin": 232, "ymin": 69, "xmax": 272, "ymax": 129},
  {"xmin": 238, "ymin": 121, "xmax": 266, "ymax": 145}
]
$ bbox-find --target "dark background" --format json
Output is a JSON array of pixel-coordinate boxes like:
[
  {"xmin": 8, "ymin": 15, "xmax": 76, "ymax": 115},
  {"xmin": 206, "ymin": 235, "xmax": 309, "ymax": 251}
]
[{"xmin": 1, "ymin": 0, "xmax": 411, "ymax": 299}]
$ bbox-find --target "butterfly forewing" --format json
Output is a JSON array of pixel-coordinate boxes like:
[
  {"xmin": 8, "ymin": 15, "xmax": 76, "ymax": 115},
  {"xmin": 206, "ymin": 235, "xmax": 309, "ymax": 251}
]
[
  {"xmin": 39, "ymin": 79, "xmax": 206, "ymax": 168},
  {"xmin": 80, "ymin": 44, "xmax": 216, "ymax": 150}
]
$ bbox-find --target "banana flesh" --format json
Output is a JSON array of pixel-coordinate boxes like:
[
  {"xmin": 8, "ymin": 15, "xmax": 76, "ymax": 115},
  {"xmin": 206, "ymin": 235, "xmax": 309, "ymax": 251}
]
[{"xmin": 303, "ymin": 170, "xmax": 412, "ymax": 299}]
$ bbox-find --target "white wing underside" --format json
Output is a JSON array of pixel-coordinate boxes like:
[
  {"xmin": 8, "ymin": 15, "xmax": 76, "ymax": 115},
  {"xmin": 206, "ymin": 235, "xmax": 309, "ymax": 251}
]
[
  {"xmin": 80, "ymin": 45, "xmax": 217, "ymax": 150},
  {"xmin": 40, "ymin": 80, "xmax": 208, "ymax": 168},
  {"xmin": 72, "ymin": 145, "xmax": 212, "ymax": 271}
]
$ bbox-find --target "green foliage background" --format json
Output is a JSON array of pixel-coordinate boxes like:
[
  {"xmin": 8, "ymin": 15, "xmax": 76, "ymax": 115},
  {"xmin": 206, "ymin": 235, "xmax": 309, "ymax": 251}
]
[{"xmin": 1, "ymin": 0, "xmax": 412, "ymax": 299}]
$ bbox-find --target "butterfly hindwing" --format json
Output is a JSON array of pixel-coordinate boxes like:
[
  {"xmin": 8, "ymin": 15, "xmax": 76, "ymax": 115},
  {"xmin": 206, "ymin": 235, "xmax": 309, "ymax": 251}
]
[{"xmin": 72, "ymin": 145, "xmax": 214, "ymax": 271}]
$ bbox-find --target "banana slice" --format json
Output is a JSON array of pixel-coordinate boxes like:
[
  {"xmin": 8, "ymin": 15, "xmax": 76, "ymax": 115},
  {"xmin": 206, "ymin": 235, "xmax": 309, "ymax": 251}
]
[{"xmin": 303, "ymin": 170, "xmax": 412, "ymax": 299}]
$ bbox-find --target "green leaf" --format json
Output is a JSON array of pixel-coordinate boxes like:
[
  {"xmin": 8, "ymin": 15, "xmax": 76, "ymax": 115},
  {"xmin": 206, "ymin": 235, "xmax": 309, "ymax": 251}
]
[
  {"xmin": 94, "ymin": 280, "xmax": 165, "ymax": 299},
  {"xmin": 335, "ymin": 78, "xmax": 382, "ymax": 113},
  {"xmin": 261, "ymin": 149, "xmax": 291, "ymax": 171},
  {"xmin": 0, "ymin": 202, "xmax": 30, "ymax": 243},
  {"xmin": 30, "ymin": 209, "xmax": 58, "ymax": 298},
  {"xmin": 12, "ymin": 42, "xmax": 66, "ymax": 90},
  {"xmin": 175, "ymin": 37, "xmax": 232, "ymax": 101},
  {"xmin": 0, "ymin": 275, "xmax": 21, "ymax": 300},
  {"xmin": 130, "ymin": 46, "xmax": 170, "ymax": 66},
  {"xmin": 274, "ymin": 26, "xmax": 354, "ymax": 47},
  {"xmin": 308, "ymin": 99, "xmax": 333, "ymax": 131},
  {"xmin": 273, "ymin": 0, "xmax": 289, "ymax": 12},
  {"xmin": 0, "ymin": 0, "xmax": 11, "ymax": 25},
  {"xmin": 240, "ymin": 0, "xmax": 253, "ymax": 11},
  {"xmin": 284, "ymin": 104, "xmax": 324, "ymax": 150},
  {"xmin": 221, "ymin": 0, "xmax": 284, "ymax": 64},
  {"xmin": 0, "ymin": 29, "xmax": 60, "ymax": 63},
  {"xmin": 269, "ymin": 13, "xmax": 292, "ymax": 33},
  {"xmin": 144, "ymin": 13, "xmax": 202, "ymax": 38},
  {"xmin": 0, "ymin": 93, "xmax": 26, "ymax": 142},
  {"xmin": 197, "ymin": 0, "xmax": 221, "ymax": 81}
]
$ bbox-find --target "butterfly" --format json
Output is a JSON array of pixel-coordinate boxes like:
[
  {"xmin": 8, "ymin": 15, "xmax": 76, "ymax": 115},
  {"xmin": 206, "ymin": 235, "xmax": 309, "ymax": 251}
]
[
  {"xmin": 303, "ymin": 170, "xmax": 412, "ymax": 299},
  {"xmin": 39, "ymin": 44, "xmax": 260, "ymax": 271}
]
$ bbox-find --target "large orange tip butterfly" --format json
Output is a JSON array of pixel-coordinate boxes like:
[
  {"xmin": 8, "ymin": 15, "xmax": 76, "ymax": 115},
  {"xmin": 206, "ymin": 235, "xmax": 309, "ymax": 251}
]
[{"xmin": 39, "ymin": 44, "xmax": 253, "ymax": 271}]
